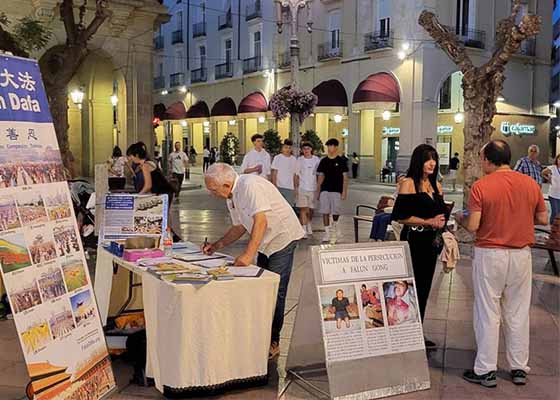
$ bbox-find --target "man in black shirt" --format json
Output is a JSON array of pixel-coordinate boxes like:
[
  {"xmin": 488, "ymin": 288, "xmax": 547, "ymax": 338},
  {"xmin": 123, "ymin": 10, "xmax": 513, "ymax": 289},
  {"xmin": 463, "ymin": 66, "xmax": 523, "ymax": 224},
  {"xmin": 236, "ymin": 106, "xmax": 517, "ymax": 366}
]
[
  {"xmin": 317, "ymin": 138, "xmax": 348, "ymax": 244},
  {"xmin": 449, "ymin": 152, "xmax": 460, "ymax": 192},
  {"xmin": 331, "ymin": 289, "xmax": 351, "ymax": 329}
]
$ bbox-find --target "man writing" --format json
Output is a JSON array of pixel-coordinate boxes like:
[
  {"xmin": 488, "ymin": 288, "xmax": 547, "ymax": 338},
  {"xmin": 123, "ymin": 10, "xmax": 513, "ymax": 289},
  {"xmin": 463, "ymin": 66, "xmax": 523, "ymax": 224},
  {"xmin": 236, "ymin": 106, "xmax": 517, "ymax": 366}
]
[
  {"xmin": 240, "ymin": 134, "xmax": 271, "ymax": 179},
  {"xmin": 168, "ymin": 142, "xmax": 189, "ymax": 202},
  {"xmin": 455, "ymin": 140, "xmax": 547, "ymax": 388},
  {"xmin": 202, "ymin": 163, "xmax": 304, "ymax": 358}
]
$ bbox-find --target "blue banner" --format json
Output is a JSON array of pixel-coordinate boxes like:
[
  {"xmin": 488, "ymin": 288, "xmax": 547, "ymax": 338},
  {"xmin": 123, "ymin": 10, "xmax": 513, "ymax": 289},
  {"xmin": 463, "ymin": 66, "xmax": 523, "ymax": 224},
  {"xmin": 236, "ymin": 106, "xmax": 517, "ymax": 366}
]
[{"xmin": 0, "ymin": 55, "xmax": 52, "ymax": 123}]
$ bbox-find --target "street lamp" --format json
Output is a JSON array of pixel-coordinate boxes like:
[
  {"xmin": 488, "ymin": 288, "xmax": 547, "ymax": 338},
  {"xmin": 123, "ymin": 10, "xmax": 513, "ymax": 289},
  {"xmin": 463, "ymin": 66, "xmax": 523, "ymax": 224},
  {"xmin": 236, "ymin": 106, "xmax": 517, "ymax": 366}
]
[
  {"xmin": 70, "ymin": 88, "xmax": 85, "ymax": 109},
  {"xmin": 275, "ymin": 0, "xmax": 314, "ymax": 151},
  {"xmin": 258, "ymin": 116, "xmax": 266, "ymax": 123},
  {"xmin": 333, "ymin": 114, "xmax": 342, "ymax": 123},
  {"xmin": 110, "ymin": 94, "xmax": 118, "ymax": 106},
  {"xmin": 382, "ymin": 110, "xmax": 391, "ymax": 121}
]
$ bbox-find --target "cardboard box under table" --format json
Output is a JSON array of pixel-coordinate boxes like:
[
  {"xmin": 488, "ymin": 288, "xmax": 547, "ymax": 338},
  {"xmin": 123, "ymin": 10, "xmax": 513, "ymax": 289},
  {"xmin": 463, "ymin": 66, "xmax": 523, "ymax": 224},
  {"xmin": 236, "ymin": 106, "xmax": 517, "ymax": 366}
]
[{"xmin": 93, "ymin": 247, "xmax": 280, "ymax": 394}]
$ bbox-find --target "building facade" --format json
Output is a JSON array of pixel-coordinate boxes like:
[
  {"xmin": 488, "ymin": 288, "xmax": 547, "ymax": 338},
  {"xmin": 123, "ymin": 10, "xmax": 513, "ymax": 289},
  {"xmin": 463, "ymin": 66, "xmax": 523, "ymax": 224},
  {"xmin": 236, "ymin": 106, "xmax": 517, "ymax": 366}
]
[
  {"xmin": 3, "ymin": 0, "xmax": 168, "ymax": 177},
  {"xmin": 153, "ymin": 0, "xmax": 552, "ymax": 179}
]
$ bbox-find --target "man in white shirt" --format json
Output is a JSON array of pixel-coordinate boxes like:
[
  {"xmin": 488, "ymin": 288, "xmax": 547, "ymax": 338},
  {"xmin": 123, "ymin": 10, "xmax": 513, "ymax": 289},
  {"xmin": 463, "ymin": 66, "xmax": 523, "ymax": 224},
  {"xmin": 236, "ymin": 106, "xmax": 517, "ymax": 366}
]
[
  {"xmin": 271, "ymin": 139, "xmax": 299, "ymax": 206},
  {"xmin": 203, "ymin": 163, "xmax": 304, "ymax": 359},
  {"xmin": 168, "ymin": 142, "xmax": 189, "ymax": 202},
  {"xmin": 240, "ymin": 134, "xmax": 271, "ymax": 179},
  {"xmin": 296, "ymin": 141, "xmax": 320, "ymax": 238},
  {"xmin": 203, "ymin": 146, "xmax": 211, "ymax": 172}
]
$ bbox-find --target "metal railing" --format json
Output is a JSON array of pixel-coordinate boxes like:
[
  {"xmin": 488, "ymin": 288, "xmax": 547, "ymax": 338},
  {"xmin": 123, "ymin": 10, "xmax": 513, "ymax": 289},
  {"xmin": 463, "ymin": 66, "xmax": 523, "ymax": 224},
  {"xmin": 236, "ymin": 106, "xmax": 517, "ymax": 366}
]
[
  {"xmin": 246, "ymin": 0, "xmax": 262, "ymax": 21},
  {"xmin": 445, "ymin": 25, "xmax": 486, "ymax": 49},
  {"xmin": 193, "ymin": 22, "xmax": 206, "ymax": 38},
  {"xmin": 218, "ymin": 12, "xmax": 232, "ymax": 30},
  {"xmin": 518, "ymin": 38, "xmax": 536, "ymax": 57},
  {"xmin": 318, "ymin": 41, "xmax": 343, "ymax": 61},
  {"xmin": 170, "ymin": 72, "xmax": 184, "ymax": 87},
  {"xmin": 154, "ymin": 36, "xmax": 164, "ymax": 50},
  {"xmin": 172, "ymin": 29, "xmax": 183, "ymax": 44},
  {"xmin": 215, "ymin": 62, "xmax": 234, "ymax": 79},
  {"xmin": 364, "ymin": 31, "xmax": 393, "ymax": 52},
  {"xmin": 191, "ymin": 68, "xmax": 207, "ymax": 83},
  {"xmin": 278, "ymin": 51, "xmax": 291, "ymax": 69},
  {"xmin": 243, "ymin": 56, "xmax": 263, "ymax": 74},
  {"xmin": 153, "ymin": 76, "xmax": 165, "ymax": 90}
]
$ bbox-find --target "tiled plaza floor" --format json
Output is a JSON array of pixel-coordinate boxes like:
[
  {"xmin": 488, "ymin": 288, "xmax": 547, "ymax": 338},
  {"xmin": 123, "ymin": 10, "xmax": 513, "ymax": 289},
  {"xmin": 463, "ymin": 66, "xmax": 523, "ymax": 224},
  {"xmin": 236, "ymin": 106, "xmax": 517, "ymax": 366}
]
[{"xmin": 0, "ymin": 178, "xmax": 558, "ymax": 399}]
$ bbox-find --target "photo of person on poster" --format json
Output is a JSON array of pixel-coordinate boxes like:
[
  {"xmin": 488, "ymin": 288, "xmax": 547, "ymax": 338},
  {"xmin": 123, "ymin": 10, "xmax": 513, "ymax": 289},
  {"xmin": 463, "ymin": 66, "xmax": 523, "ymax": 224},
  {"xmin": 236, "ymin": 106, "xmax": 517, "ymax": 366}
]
[
  {"xmin": 318, "ymin": 285, "xmax": 360, "ymax": 333},
  {"xmin": 383, "ymin": 280, "xmax": 419, "ymax": 326},
  {"xmin": 360, "ymin": 283, "xmax": 385, "ymax": 329}
]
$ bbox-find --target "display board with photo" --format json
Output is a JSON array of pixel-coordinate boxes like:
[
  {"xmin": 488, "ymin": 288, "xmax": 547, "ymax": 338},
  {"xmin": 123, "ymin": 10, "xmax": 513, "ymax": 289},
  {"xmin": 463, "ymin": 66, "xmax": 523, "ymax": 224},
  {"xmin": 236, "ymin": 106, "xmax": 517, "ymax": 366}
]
[{"xmin": 0, "ymin": 54, "xmax": 116, "ymax": 400}]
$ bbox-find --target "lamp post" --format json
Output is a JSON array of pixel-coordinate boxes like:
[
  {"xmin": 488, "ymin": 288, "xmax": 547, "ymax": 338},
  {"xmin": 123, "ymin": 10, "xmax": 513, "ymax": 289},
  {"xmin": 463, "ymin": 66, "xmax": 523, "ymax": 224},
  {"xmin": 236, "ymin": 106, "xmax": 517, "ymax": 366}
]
[{"xmin": 275, "ymin": 0, "xmax": 313, "ymax": 151}]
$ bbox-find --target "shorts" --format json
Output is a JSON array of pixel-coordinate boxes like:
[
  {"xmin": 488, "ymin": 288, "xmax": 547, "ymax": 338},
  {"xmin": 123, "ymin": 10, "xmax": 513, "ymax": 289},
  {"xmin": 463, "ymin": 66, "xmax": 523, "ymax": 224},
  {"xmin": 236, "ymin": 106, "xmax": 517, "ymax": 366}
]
[
  {"xmin": 319, "ymin": 191, "xmax": 342, "ymax": 215},
  {"xmin": 278, "ymin": 188, "xmax": 295, "ymax": 206},
  {"xmin": 335, "ymin": 310, "xmax": 349, "ymax": 320},
  {"xmin": 296, "ymin": 190, "xmax": 315, "ymax": 209},
  {"xmin": 448, "ymin": 169, "xmax": 457, "ymax": 179}
]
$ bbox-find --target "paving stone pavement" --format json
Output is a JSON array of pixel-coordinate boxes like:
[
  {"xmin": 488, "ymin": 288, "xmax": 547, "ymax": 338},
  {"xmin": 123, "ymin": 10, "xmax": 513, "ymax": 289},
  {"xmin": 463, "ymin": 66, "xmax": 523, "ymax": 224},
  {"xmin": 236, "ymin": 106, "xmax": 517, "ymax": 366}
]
[{"xmin": 0, "ymin": 177, "xmax": 558, "ymax": 399}]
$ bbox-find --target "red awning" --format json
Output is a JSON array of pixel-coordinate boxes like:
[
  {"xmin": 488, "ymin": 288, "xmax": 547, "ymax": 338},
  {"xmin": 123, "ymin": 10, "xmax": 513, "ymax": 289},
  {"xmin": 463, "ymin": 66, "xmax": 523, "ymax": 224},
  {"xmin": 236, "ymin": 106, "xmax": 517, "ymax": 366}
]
[
  {"xmin": 211, "ymin": 97, "xmax": 237, "ymax": 117},
  {"xmin": 165, "ymin": 102, "xmax": 187, "ymax": 120},
  {"xmin": 238, "ymin": 92, "xmax": 268, "ymax": 113},
  {"xmin": 186, "ymin": 101, "xmax": 210, "ymax": 118},
  {"xmin": 312, "ymin": 80, "xmax": 348, "ymax": 107},
  {"xmin": 352, "ymin": 72, "xmax": 400, "ymax": 104}
]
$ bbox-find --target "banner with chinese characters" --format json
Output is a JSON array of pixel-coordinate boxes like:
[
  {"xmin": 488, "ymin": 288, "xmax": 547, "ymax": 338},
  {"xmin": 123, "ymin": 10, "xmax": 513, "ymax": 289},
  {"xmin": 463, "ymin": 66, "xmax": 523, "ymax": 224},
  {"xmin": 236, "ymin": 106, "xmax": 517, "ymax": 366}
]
[{"xmin": 0, "ymin": 55, "xmax": 116, "ymax": 399}]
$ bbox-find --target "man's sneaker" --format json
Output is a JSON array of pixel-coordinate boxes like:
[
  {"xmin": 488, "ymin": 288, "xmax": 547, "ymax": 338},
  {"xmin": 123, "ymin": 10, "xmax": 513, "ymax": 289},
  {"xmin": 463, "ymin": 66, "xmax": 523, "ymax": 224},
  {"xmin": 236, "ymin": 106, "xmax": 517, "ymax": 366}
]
[
  {"xmin": 322, "ymin": 227, "xmax": 331, "ymax": 243},
  {"xmin": 306, "ymin": 224, "xmax": 313, "ymax": 235},
  {"xmin": 511, "ymin": 369, "xmax": 527, "ymax": 385},
  {"xmin": 334, "ymin": 220, "xmax": 343, "ymax": 239},
  {"xmin": 330, "ymin": 228, "xmax": 337, "ymax": 245},
  {"xmin": 463, "ymin": 370, "xmax": 497, "ymax": 388}
]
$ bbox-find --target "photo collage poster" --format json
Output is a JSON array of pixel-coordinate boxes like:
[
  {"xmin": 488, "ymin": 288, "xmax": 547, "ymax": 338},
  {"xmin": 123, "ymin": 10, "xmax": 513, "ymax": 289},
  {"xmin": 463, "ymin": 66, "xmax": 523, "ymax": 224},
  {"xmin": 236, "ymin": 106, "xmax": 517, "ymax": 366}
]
[{"xmin": 0, "ymin": 55, "xmax": 116, "ymax": 399}]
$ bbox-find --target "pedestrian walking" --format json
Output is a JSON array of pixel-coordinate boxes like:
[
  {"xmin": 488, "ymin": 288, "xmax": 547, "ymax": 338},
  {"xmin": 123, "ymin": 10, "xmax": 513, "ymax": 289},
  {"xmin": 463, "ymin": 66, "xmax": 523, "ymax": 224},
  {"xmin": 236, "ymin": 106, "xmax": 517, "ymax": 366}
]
[
  {"xmin": 542, "ymin": 153, "xmax": 560, "ymax": 224},
  {"xmin": 455, "ymin": 140, "xmax": 547, "ymax": 388},
  {"xmin": 514, "ymin": 144, "xmax": 543, "ymax": 186},
  {"xmin": 449, "ymin": 152, "xmax": 460, "ymax": 191},
  {"xmin": 240, "ymin": 134, "xmax": 271, "ymax": 179},
  {"xmin": 202, "ymin": 163, "xmax": 304, "ymax": 359},
  {"xmin": 351, "ymin": 152, "xmax": 360, "ymax": 178},
  {"xmin": 168, "ymin": 141, "xmax": 189, "ymax": 202},
  {"xmin": 271, "ymin": 139, "xmax": 298, "ymax": 205},
  {"xmin": 296, "ymin": 142, "xmax": 321, "ymax": 238},
  {"xmin": 107, "ymin": 146, "xmax": 127, "ymax": 190},
  {"xmin": 203, "ymin": 146, "xmax": 211, "ymax": 172},
  {"xmin": 189, "ymin": 146, "xmax": 197, "ymax": 166},
  {"xmin": 391, "ymin": 144, "xmax": 448, "ymax": 348},
  {"xmin": 317, "ymin": 138, "xmax": 348, "ymax": 244},
  {"xmin": 209, "ymin": 147, "xmax": 217, "ymax": 165}
]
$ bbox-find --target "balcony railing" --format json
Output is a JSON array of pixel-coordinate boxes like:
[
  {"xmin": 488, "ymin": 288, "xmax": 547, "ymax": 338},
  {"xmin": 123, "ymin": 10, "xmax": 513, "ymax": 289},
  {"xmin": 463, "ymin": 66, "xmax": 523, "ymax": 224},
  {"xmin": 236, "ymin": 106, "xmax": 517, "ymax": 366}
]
[
  {"xmin": 318, "ymin": 41, "xmax": 343, "ymax": 61},
  {"xmin": 153, "ymin": 76, "xmax": 165, "ymax": 90},
  {"xmin": 193, "ymin": 22, "xmax": 206, "ymax": 38},
  {"xmin": 445, "ymin": 25, "xmax": 486, "ymax": 49},
  {"xmin": 243, "ymin": 56, "xmax": 263, "ymax": 74},
  {"xmin": 170, "ymin": 72, "xmax": 184, "ymax": 87},
  {"xmin": 191, "ymin": 68, "xmax": 207, "ymax": 83},
  {"xmin": 172, "ymin": 29, "xmax": 183, "ymax": 44},
  {"xmin": 364, "ymin": 31, "xmax": 393, "ymax": 52},
  {"xmin": 278, "ymin": 51, "xmax": 291, "ymax": 69},
  {"xmin": 154, "ymin": 36, "xmax": 164, "ymax": 50},
  {"xmin": 215, "ymin": 62, "xmax": 234, "ymax": 79},
  {"xmin": 518, "ymin": 38, "xmax": 536, "ymax": 57},
  {"xmin": 218, "ymin": 12, "xmax": 232, "ymax": 30},
  {"xmin": 246, "ymin": 0, "xmax": 262, "ymax": 21}
]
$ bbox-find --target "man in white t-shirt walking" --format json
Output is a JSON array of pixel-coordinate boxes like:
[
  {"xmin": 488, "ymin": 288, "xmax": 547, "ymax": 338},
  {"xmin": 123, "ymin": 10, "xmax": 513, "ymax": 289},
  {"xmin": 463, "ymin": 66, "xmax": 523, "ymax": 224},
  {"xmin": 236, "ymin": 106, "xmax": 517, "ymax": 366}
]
[
  {"xmin": 297, "ymin": 141, "xmax": 320, "ymax": 238},
  {"xmin": 168, "ymin": 141, "xmax": 189, "ymax": 202},
  {"xmin": 240, "ymin": 133, "xmax": 271, "ymax": 179},
  {"xmin": 271, "ymin": 139, "xmax": 298, "ymax": 206}
]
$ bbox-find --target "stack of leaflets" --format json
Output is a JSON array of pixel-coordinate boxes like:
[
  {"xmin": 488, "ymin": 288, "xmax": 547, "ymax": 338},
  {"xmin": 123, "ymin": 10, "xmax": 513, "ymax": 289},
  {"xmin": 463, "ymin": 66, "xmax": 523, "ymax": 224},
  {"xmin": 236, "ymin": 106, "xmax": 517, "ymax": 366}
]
[
  {"xmin": 160, "ymin": 273, "xmax": 212, "ymax": 284},
  {"xmin": 206, "ymin": 266, "xmax": 234, "ymax": 281}
]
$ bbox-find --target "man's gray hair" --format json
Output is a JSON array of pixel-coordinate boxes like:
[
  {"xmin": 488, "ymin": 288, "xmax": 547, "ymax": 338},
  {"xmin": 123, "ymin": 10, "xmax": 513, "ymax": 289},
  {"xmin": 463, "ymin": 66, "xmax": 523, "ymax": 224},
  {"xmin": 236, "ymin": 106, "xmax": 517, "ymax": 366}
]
[
  {"xmin": 204, "ymin": 162, "xmax": 238, "ymax": 186},
  {"xmin": 528, "ymin": 144, "xmax": 540, "ymax": 153}
]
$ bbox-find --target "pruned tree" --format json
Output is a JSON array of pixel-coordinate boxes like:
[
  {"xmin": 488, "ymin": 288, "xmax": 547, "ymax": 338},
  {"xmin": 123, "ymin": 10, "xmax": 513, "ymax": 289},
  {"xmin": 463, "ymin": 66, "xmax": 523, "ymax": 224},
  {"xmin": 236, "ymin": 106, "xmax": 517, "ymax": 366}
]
[
  {"xmin": 0, "ymin": 1, "xmax": 110, "ymax": 174},
  {"xmin": 419, "ymin": 0, "xmax": 541, "ymax": 203}
]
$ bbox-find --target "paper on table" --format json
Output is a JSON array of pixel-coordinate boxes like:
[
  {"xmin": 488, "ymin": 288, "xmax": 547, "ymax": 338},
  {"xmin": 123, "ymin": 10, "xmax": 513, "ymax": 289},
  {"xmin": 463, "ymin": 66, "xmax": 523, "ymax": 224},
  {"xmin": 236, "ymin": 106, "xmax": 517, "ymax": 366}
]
[
  {"xmin": 227, "ymin": 266, "xmax": 263, "ymax": 277},
  {"xmin": 193, "ymin": 255, "xmax": 235, "ymax": 268}
]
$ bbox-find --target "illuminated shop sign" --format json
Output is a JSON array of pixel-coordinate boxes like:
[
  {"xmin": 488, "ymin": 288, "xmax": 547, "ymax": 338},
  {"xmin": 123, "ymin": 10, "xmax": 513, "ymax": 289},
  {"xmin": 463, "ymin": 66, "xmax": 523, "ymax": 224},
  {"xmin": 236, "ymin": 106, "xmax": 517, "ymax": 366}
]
[
  {"xmin": 437, "ymin": 125, "xmax": 454, "ymax": 134},
  {"xmin": 500, "ymin": 122, "xmax": 536, "ymax": 136},
  {"xmin": 382, "ymin": 127, "xmax": 400, "ymax": 135}
]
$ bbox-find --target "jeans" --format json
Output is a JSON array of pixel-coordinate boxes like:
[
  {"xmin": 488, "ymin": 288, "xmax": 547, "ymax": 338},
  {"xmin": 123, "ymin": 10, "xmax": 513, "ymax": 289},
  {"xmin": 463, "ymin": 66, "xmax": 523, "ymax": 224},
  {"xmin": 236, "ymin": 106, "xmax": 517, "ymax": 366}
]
[
  {"xmin": 550, "ymin": 196, "xmax": 560, "ymax": 225},
  {"xmin": 369, "ymin": 212, "xmax": 392, "ymax": 240},
  {"xmin": 257, "ymin": 240, "xmax": 298, "ymax": 344}
]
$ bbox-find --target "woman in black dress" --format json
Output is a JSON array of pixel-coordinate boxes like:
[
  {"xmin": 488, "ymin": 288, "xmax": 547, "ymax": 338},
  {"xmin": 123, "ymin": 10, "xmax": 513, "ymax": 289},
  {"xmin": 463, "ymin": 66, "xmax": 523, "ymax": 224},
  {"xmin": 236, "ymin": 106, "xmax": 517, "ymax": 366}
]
[{"xmin": 391, "ymin": 144, "xmax": 448, "ymax": 347}]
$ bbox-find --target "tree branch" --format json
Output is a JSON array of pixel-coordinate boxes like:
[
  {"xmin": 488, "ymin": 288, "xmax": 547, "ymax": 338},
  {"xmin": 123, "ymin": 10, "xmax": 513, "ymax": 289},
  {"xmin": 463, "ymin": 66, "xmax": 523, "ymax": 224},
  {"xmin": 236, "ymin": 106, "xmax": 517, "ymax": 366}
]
[
  {"xmin": 418, "ymin": 10, "xmax": 474, "ymax": 73},
  {"xmin": 80, "ymin": 0, "xmax": 109, "ymax": 43},
  {"xmin": 0, "ymin": 23, "xmax": 28, "ymax": 57},
  {"xmin": 60, "ymin": 0, "xmax": 78, "ymax": 45}
]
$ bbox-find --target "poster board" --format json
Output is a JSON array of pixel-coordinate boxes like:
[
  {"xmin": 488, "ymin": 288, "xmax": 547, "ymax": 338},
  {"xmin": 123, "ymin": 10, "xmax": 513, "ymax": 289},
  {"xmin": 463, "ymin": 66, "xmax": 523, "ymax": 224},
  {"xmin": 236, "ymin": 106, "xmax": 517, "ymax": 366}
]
[
  {"xmin": 285, "ymin": 242, "xmax": 430, "ymax": 399},
  {"xmin": 99, "ymin": 193, "xmax": 168, "ymax": 244},
  {"xmin": 0, "ymin": 54, "xmax": 116, "ymax": 399}
]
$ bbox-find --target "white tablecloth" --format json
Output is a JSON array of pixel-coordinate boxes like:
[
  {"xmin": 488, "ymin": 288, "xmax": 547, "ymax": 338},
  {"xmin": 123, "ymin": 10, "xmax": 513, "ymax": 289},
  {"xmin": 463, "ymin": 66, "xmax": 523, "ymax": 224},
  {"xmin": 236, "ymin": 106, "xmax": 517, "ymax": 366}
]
[{"xmin": 93, "ymin": 247, "xmax": 280, "ymax": 392}]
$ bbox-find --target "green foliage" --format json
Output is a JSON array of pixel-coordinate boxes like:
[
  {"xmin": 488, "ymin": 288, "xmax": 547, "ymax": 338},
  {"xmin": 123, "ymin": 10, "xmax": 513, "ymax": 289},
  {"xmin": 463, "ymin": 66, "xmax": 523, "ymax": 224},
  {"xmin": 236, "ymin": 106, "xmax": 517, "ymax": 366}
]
[
  {"xmin": 13, "ymin": 17, "xmax": 52, "ymax": 53},
  {"xmin": 263, "ymin": 129, "xmax": 282, "ymax": 156},
  {"xmin": 219, "ymin": 132, "xmax": 239, "ymax": 165},
  {"xmin": 301, "ymin": 129, "xmax": 324, "ymax": 155}
]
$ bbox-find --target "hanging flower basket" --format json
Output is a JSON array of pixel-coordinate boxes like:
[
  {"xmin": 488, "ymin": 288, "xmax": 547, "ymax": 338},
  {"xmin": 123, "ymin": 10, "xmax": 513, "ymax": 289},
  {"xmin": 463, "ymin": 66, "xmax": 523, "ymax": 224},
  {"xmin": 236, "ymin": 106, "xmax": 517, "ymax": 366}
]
[{"xmin": 269, "ymin": 86, "xmax": 318, "ymax": 123}]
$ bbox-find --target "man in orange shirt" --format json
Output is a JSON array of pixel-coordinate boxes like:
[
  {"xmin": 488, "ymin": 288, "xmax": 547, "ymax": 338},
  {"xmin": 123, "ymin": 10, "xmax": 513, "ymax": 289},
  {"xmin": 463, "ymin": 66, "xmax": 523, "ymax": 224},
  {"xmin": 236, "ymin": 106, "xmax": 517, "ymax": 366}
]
[{"xmin": 456, "ymin": 140, "xmax": 547, "ymax": 388}]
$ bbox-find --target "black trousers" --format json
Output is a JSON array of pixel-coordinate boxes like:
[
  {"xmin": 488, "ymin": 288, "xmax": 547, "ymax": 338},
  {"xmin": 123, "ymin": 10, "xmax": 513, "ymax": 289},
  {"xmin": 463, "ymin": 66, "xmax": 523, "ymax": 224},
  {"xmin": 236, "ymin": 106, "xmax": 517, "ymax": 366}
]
[
  {"xmin": 352, "ymin": 164, "xmax": 358, "ymax": 178},
  {"xmin": 203, "ymin": 157, "xmax": 210, "ymax": 172},
  {"xmin": 172, "ymin": 173, "xmax": 184, "ymax": 196},
  {"xmin": 401, "ymin": 227, "xmax": 440, "ymax": 321}
]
